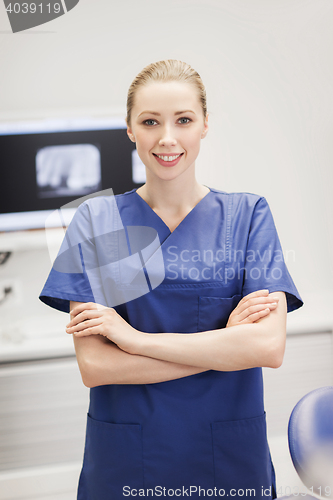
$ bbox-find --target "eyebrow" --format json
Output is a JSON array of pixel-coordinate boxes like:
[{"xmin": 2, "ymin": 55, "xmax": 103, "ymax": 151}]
[{"xmin": 138, "ymin": 110, "xmax": 195, "ymax": 117}]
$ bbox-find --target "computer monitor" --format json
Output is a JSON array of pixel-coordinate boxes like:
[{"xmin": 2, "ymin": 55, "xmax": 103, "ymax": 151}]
[{"xmin": 0, "ymin": 117, "xmax": 146, "ymax": 231}]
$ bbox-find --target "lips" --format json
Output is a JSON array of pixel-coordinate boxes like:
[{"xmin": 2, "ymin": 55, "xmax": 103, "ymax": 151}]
[
  {"xmin": 153, "ymin": 153, "xmax": 184, "ymax": 167},
  {"xmin": 153, "ymin": 153, "xmax": 183, "ymax": 162}
]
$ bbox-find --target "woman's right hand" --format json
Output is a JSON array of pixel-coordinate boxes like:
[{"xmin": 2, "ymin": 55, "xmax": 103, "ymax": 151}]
[{"xmin": 226, "ymin": 289, "xmax": 280, "ymax": 328}]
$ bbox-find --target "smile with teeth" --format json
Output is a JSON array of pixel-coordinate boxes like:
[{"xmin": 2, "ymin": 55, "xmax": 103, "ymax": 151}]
[{"xmin": 154, "ymin": 153, "xmax": 183, "ymax": 162}]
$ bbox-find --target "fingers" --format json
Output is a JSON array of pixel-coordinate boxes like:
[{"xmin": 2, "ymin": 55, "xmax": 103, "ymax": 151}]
[
  {"xmin": 66, "ymin": 306, "xmax": 118, "ymax": 340},
  {"xmin": 70, "ymin": 302, "xmax": 98, "ymax": 318},
  {"xmin": 237, "ymin": 300, "xmax": 278, "ymax": 323},
  {"xmin": 67, "ymin": 308, "xmax": 102, "ymax": 328},
  {"xmin": 226, "ymin": 290, "xmax": 281, "ymax": 327},
  {"xmin": 236, "ymin": 292, "xmax": 279, "ymax": 316},
  {"xmin": 238, "ymin": 307, "xmax": 272, "ymax": 324},
  {"xmin": 66, "ymin": 317, "xmax": 102, "ymax": 335},
  {"xmin": 69, "ymin": 325, "xmax": 102, "ymax": 337}
]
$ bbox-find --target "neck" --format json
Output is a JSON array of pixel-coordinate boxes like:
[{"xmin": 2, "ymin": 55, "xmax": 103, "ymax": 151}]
[{"xmin": 137, "ymin": 173, "xmax": 209, "ymax": 216}]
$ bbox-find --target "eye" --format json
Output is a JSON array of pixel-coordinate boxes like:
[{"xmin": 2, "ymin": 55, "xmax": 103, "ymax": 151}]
[
  {"xmin": 143, "ymin": 119, "xmax": 158, "ymax": 126},
  {"xmin": 178, "ymin": 117, "xmax": 192, "ymax": 124}
]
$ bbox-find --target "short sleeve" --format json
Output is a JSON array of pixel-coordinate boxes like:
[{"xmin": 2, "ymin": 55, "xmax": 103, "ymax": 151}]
[
  {"xmin": 242, "ymin": 197, "xmax": 303, "ymax": 313},
  {"xmin": 39, "ymin": 201, "xmax": 97, "ymax": 313}
]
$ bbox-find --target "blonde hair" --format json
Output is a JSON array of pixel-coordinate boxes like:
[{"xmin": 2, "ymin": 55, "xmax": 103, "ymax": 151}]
[{"xmin": 126, "ymin": 59, "xmax": 207, "ymax": 126}]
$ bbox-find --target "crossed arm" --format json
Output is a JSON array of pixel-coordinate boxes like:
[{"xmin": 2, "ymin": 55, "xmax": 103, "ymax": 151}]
[{"xmin": 68, "ymin": 290, "xmax": 287, "ymax": 388}]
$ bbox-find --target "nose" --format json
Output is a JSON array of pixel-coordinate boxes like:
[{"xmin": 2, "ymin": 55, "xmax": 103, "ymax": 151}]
[{"xmin": 159, "ymin": 125, "xmax": 177, "ymax": 148}]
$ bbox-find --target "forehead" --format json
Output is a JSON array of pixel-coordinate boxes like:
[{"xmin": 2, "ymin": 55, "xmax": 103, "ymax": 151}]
[{"xmin": 133, "ymin": 81, "xmax": 201, "ymax": 114}]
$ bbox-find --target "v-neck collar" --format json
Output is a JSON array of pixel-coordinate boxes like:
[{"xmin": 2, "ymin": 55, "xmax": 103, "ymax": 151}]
[{"xmin": 134, "ymin": 187, "xmax": 212, "ymax": 234}]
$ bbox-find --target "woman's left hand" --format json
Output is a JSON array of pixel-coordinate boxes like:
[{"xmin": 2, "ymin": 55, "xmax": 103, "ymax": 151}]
[
  {"xmin": 66, "ymin": 302, "xmax": 144, "ymax": 354},
  {"xmin": 226, "ymin": 289, "xmax": 279, "ymax": 328}
]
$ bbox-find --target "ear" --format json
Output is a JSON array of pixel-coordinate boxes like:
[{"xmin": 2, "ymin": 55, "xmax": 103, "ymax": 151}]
[
  {"xmin": 126, "ymin": 123, "xmax": 136, "ymax": 143},
  {"xmin": 201, "ymin": 114, "xmax": 209, "ymax": 139}
]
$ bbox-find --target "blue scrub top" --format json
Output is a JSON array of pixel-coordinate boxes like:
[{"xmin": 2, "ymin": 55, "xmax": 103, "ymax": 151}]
[{"xmin": 40, "ymin": 188, "xmax": 303, "ymax": 499}]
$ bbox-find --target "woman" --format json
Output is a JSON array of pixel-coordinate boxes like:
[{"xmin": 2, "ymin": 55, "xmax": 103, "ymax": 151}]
[{"xmin": 40, "ymin": 60, "xmax": 303, "ymax": 499}]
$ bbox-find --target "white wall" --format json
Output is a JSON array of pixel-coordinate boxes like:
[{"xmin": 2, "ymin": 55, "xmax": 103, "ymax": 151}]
[{"xmin": 0, "ymin": 0, "xmax": 332, "ymax": 312}]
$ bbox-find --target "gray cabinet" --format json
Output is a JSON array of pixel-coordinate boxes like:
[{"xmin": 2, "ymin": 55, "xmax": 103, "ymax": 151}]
[{"xmin": 0, "ymin": 357, "xmax": 88, "ymax": 472}]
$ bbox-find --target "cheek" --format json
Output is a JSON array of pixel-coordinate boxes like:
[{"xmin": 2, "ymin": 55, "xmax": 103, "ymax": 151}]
[
  {"xmin": 134, "ymin": 137, "xmax": 154, "ymax": 166},
  {"xmin": 135, "ymin": 132, "xmax": 154, "ymax": 153},
  {"xmin": 187, "ymin": 133, "xmax": 203, "ymax": 153},
  {"xmin": 134, "ymin": 142, "xmax": 147, "ymax": 159}
]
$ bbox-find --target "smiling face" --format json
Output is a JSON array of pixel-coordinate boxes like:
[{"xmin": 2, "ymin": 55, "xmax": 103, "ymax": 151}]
[{"xmin": 127, "ymin": 81, "xmax": 209, "ymax": 183}]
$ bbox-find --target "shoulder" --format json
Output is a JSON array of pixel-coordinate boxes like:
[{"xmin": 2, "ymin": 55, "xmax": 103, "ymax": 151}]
[
  {"xmin": 76, "ymin": 188, "xmax": 137, "ymax": 217},
  {"xmin": 64, "ymin": 189, "xmax": 137, "ymax": 236},
  {"xmin": 207, "ymin": 188, "xmax": 275, "ymax": 233},
  {"xmin": 208, "ymin": 187, "xmax": 267, "ymax": 211}
]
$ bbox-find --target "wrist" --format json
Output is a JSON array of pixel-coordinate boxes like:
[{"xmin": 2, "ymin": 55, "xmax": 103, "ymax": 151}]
[
  {"xmin": 132, "ymin": 330, "xmax": 151, "ymax": 356},
  {"xmin": 120, "ymin": 326, "xmax": 151, "ymax": 356}
]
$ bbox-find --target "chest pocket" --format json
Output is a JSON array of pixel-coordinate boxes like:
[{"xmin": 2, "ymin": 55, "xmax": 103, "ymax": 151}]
[{"xmin": 198, "ymin": 294, "xmax": 241, "ymax": 332}]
